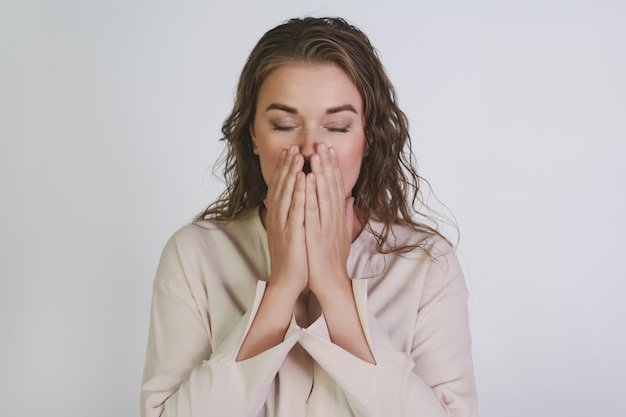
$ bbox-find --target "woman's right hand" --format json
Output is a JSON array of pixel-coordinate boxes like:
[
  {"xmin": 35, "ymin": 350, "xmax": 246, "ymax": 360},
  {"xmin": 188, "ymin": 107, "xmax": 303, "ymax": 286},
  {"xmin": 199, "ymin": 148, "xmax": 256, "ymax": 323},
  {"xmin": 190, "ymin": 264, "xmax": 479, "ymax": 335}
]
[
  {"xmin": 237, "ymin": 146, "xmax": 306, "ymax": 361},
  {"xmin": 263, "ymin": 145, "xmax": 308, "ymax": 297}
]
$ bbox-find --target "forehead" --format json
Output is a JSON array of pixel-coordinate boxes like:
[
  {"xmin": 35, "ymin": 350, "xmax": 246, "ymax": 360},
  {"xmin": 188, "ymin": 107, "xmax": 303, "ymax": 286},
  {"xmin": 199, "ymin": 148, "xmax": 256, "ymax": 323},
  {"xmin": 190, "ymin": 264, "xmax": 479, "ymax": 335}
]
[{"xmin": 256, "ymin": 62, "xmax": 363, "ymax": 111}]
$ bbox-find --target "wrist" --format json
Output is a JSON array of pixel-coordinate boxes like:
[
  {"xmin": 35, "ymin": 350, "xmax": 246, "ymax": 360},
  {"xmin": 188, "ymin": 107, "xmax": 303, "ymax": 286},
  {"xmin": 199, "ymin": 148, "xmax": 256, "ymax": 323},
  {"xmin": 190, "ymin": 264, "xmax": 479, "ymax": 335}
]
[
  {"xmin": 265, "ymin": 279, "xmax": 304, "ymax": 305},
  {"xmin": 310, "ymin": 275, "xmax": 352, "ymax": 308}
]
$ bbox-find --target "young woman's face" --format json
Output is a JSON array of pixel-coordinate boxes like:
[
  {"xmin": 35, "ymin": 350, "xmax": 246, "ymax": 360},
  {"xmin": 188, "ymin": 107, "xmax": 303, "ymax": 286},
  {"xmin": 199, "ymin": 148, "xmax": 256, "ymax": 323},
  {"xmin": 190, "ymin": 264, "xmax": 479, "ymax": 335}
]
[{"xmin": 251, "ymin": 62, "xmax": 367, "ymax": 197}]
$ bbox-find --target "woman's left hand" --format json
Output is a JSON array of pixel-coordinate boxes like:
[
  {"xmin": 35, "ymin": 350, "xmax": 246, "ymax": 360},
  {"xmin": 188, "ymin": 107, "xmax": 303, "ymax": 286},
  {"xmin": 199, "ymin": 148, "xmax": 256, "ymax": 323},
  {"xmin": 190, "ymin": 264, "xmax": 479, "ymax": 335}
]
[
  {"xmin": 304, "ymin": 142, "xmax": 354, "ymax": 299},
  {"xmin": 303, "ymin": 142, "xmax": 375, "ymax": 364}
]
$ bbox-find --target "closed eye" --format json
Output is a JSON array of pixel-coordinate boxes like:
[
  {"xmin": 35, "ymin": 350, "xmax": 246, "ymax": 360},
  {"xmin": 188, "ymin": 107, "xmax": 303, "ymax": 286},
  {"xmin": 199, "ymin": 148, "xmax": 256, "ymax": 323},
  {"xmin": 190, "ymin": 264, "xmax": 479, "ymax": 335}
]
[
  {"xmin": 327, "ymin": 127, "xmax": 350, "ymax": 133},
  {"xmin": 272, "ymin": 124, "xmax": 297, "ymax": 132}
]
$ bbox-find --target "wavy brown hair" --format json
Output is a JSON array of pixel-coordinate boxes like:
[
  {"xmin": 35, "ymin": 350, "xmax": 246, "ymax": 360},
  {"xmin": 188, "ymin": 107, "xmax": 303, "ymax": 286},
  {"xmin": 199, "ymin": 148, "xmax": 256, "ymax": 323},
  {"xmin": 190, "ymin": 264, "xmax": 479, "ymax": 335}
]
[{"xmin": 196, "ymin": 17, "xmax": 454, "ymax": 253}]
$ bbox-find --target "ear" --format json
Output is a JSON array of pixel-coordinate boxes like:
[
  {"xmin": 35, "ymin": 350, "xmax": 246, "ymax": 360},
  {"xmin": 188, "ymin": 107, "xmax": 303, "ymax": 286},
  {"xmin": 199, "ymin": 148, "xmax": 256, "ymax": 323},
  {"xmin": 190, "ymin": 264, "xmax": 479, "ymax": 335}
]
[
  {"xmin": 249, "ymin": 126, "xmax": 259, "ymax": 155},
  {"xmin": 363, "ymin": 137, "xmax": 370, "ymax": 157},
  {"xmin": 362, "ymin": 121, "xmax": 369, "ymax": 157}
]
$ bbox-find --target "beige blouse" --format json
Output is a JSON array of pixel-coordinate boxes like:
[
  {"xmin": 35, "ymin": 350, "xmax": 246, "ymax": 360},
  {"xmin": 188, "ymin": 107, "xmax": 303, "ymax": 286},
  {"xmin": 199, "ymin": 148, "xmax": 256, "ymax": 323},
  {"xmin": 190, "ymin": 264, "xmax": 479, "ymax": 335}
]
[{"xmin": 141, "ymin": 208, "xmax": 477, "ymax": 416}]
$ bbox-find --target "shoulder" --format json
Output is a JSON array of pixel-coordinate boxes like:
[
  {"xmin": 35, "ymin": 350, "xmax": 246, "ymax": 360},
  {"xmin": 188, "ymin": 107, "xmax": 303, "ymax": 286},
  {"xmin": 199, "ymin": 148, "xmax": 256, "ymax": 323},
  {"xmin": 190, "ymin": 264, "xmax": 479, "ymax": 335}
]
[
  {"xmin": 366, "ymin": 220, "xmax": 464, "ymax": 287},
  {"xmin": 366, "ymin": 219, "xmax": 455, "ymax": 258},
  {"xmin": 165, "ymin": 209, "xmax": 261, "ymax": 250},
  {"xmin": 161, "ymin": 221, "xmax": 225, "ymax": 257},
  {"xmin": 158, "ymin": 209, "xmax": 264, "ymax": 269},
  {"xmin": 154, "ymin": 209, "xmax": 267, "ymax": 287}
]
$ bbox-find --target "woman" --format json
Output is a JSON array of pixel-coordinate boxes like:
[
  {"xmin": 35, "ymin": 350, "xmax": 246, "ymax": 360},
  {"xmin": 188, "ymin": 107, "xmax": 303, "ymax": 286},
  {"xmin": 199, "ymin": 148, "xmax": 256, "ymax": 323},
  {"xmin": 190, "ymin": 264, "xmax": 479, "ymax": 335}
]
[{"xmin": 141, "ymin": 17, "xmax": 477, "ymax": 417}]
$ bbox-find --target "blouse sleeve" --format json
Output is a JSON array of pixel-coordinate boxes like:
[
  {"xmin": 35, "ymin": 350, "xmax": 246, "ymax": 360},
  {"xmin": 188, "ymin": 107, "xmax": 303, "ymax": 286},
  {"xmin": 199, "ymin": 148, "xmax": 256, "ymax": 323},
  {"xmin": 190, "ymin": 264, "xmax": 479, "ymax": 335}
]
[
  {"xmin": 140, "ymin": 233, "xmax": 299, "ymax": 417},
  {"xmin": 297, "ymin": 246, "xmax": 478, "ymax": 417}
]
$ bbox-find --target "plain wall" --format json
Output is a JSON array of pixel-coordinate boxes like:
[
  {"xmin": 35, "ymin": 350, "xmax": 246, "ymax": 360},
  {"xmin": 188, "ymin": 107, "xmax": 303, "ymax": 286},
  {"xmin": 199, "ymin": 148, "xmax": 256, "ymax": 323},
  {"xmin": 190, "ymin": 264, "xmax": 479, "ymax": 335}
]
[{"xmin": 3, "ymin": 0, "xmax": 625, "ymax": 416}]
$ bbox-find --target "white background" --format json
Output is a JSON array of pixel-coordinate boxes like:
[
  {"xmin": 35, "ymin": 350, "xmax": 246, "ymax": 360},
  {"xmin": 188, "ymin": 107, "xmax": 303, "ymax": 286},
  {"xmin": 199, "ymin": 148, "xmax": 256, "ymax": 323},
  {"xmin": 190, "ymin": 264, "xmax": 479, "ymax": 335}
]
[{"xmin": 2, "ymin": 0, "xmax": 625, "ymax": 416}]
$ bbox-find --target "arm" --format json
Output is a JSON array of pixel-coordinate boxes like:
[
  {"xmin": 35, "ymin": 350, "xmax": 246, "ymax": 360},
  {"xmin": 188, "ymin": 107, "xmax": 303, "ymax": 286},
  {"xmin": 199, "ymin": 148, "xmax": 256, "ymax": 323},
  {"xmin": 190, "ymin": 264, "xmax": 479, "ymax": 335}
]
[
  {"xmin": 302, "ymin": 143, "xmax": 476, "ymax": 416},
  {"xmin": 299, "ymin": 249, "xmax": 478, "ymax": 417},
  {"xmin": 236, "ymin": 283, "xmax": 299, "ymax": 361},
  {"xmin": 140, "ymin": 233, "xmax": 299, "ymax": 417},
  {"xmin": 304, "ymin": 143, "xmax": 375, "ymax": 363},
  {"xmin": 142, "ymin": 145, "xmax": 312, "ymax": 415},
  {"xmin": 237, "ymin": 145, "xmax": 308, "ymax": 361},
  {"xmin": 312, "ymin": 276, "xmax": 375, "ymax": 364}
]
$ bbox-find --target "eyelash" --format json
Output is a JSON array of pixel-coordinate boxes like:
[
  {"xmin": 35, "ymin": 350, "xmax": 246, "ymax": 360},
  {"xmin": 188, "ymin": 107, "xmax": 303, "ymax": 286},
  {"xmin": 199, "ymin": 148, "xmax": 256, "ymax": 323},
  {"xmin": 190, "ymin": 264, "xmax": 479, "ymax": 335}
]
[
  {"xmin": 272, "ymin": 125, "xmax": 296, "ymax": 132},
  {"xmin": 272, "ymin": 125, "xmax": 350, "ymax": 133}
]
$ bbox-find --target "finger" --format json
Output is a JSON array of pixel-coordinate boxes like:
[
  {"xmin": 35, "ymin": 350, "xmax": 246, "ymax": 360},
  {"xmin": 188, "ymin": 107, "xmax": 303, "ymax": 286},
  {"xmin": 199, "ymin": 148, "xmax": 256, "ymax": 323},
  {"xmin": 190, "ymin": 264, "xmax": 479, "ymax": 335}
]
[
  {"xmin": 311, "ymin": 147, "xmax": 334, "ymax": 221},
  {"xmin": 266, "ymin": 147, "xmax": 294, "ymax": 207},
  {"xmin": 265, "ymin": 148, "xmax": 288, "ymax": 209},
  {"xmin": 278, "ymin": 150, "xmax": 304, "ymax": 219},
  {"xmin": 288, "ymin": 171, "xmax": 306, "ymax": 229},
  {"xmin": 305, "ymin": 172, "xmax": 320, "ymax": 231},
  {"xmin": 268, "ymin": 146, "xmax": 303, "ymax": 224},
  {"xmin": 328, "ymin": 146, "xmax": 346, "ymax": 202}
]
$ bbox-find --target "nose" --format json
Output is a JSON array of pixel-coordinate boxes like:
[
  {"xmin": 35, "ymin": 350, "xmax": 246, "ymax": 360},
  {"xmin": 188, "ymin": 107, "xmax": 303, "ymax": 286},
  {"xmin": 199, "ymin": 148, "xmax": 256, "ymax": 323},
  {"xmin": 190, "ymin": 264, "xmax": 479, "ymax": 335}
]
[{"xmin": 298, "ymin": 126, "xmax": 317, "ymax": 161}]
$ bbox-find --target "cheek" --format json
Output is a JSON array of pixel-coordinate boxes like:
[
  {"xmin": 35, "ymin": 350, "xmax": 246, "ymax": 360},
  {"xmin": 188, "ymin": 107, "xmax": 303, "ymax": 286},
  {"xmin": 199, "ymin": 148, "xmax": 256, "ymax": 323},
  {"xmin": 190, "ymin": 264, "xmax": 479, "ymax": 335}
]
[
  {"xmin": 257, "ymin": 149, "xmax": 282, "ymax": 186},
  {"xmin": 338, "ymin": 148, "xmax": 365, "ymax": 194}
]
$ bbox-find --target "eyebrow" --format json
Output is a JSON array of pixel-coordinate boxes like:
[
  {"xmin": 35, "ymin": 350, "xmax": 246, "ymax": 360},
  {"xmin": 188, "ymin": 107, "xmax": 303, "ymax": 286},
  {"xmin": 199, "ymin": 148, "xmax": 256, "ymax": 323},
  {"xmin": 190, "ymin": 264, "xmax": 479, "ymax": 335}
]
[
  {"xmin": 265, "ymin": 103, "xmax": 358, "ymax": 115},
  {"xmin": 266, "ymin": 103, "xmax": 298, "ymax": 114},
  {"xmin": 326, "ymin": 104, "xmax": 357, "ymax": 114}
]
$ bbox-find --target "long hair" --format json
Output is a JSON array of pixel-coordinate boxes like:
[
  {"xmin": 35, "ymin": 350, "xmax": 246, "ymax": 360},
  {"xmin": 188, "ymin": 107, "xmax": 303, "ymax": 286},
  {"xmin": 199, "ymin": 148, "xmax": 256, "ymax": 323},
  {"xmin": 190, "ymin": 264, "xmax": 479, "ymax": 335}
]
[{"xmin": 196, "ymin": 17, "xmax": 454, "ymax": 252}]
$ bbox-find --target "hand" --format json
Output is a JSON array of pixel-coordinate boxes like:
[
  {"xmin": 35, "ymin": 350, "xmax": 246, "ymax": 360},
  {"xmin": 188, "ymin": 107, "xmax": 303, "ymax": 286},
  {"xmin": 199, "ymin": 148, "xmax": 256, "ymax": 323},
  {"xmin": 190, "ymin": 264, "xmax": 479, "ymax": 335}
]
[
  {"xmin": 304, "ymin": 142, "xmax": 354, "ymax": 299},
  {"xmin": 237, "ymin": 145, "xmax": 307, "ymax": 361},
  {"xmin": 264, "ymin": 145, "xmax": 308, "ymax": 297}
]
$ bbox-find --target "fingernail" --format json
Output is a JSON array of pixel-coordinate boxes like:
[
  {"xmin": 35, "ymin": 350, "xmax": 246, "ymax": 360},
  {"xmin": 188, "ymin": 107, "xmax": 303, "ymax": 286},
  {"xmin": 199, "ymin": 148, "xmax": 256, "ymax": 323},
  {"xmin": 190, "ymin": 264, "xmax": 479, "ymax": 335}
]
[
  {"xmin": 329, "ymin": 147, "xmax": 336, "ymax": 157},
  {"xmin": 312, "ymin": 154, "xmax": 320, "ymax": 165},
  {"xmin": 318, "ymin": 142, "xmax": 327, "ymax": 152},
  {"xmin": 288, "ymin": 144, "xmax": 297, "ymax": 154}
]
